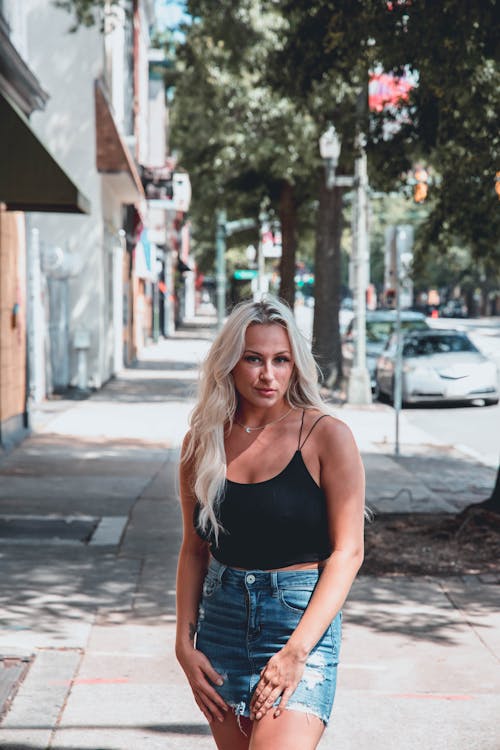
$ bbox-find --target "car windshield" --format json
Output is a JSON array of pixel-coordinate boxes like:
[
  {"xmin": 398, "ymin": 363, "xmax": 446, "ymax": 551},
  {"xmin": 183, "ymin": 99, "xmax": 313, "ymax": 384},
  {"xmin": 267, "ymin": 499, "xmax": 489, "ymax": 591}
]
[
  {"xmin": 366, "ymin": 318, "xmax": 427, "ymax": 343},
  {"xmin": 403, "ymin": 334, "xmax": 478, "ymax": 357}
]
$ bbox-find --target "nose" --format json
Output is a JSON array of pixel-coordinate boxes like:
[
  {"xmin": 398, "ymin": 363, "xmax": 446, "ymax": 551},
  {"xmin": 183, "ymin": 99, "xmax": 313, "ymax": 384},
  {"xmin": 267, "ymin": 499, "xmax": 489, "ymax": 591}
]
[{"xmin": 259, "ymin": 360, "xmax": 273, "ymax": 381}]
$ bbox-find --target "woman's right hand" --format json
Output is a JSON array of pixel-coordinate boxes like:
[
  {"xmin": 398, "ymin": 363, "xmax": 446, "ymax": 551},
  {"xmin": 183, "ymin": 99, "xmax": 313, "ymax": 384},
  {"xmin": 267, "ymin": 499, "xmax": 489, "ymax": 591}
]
[{"xmin": 177, "ymin": 646, "xmax": 229, "ymax": 723}]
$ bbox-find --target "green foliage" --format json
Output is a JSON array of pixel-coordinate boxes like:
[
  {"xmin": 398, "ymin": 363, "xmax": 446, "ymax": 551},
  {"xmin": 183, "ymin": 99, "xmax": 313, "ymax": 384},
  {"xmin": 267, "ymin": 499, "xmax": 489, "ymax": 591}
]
[
  {"xmin": 170, "ymin": 1, "xmax": 328, "ymax": 270},
  {"xmin": 52, "ymin": 0, "xmax": 126, "ymax": 32},
  {"xmin": 270, "ymin": 0, "xmax": 500, "ymax": 274}
]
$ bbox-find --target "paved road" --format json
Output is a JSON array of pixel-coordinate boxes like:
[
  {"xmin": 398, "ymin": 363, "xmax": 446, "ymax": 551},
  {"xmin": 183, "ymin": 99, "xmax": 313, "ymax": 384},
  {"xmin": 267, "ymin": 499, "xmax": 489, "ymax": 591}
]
[{"xmin": 403, "ymin": 401, "xmax": 499, "ymax": 468}]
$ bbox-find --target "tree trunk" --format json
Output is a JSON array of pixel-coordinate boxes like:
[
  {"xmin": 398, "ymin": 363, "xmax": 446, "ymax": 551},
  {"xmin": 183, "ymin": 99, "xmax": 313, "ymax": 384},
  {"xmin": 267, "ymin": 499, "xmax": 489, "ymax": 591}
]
[
  {"xmin": 459, "ymin": 462, "xmax": 500, "ymax": 517},
  {"xmin": 278, "ymin": 181, "xmax": 297, "ymax": 309},
  {"xmin": 482, "ymin": 463, "xmax": 500, "ymax": 512},
  {"xmin": 488, "ymin": 464, "xmax": 500, "ymax": 509},
  {"xmin": 312, "ymin": 173, "xmax": 343, "ymax": 385}
]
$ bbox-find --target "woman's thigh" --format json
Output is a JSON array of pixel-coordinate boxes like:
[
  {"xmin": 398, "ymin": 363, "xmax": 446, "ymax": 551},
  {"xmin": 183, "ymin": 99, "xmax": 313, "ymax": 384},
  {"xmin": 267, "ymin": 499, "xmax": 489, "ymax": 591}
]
[
  {"xmin": 249, "ymin": 709, "xmax": 325, "ymax": 750},
  {"xmin": 210, "ymin": 708, "xmax": 324, "ymax": 750},
  {"xmin": 210, "ymin": 712, "xmax": 252, "ymax": 750}
]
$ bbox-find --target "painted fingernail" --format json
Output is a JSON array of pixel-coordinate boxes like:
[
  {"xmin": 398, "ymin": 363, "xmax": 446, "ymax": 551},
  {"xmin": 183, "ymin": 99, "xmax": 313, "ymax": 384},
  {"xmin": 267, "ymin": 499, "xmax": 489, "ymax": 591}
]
[
  {"xmin": 274, "ymin": 709, "xmax": 280, "ymax": 718},
  {"xmin": 217, "ymin": 679, "xmax": 224, "ymax": 686}
]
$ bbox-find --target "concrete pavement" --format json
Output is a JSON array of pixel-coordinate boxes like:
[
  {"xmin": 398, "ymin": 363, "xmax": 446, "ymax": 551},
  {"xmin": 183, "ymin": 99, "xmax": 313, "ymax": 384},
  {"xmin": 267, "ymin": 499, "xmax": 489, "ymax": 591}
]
[{"xmin": 0, "ymin": 317, "xmax": 498, "ymax": 750}]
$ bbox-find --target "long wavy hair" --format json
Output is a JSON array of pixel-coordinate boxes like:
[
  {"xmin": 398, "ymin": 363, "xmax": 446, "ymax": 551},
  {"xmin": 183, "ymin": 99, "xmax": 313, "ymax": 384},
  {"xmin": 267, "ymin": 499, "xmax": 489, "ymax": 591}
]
[{"xmin": 184, "ymin": 296, "xmax": 331, "ymax": 541}]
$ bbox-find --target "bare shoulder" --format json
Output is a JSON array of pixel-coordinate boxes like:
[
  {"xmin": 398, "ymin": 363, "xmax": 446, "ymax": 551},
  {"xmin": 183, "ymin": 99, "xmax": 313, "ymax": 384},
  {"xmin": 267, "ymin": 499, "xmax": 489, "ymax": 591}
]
[{"xmin": 305, "ymin": 411, "xmax": 359, "ymax": 459}]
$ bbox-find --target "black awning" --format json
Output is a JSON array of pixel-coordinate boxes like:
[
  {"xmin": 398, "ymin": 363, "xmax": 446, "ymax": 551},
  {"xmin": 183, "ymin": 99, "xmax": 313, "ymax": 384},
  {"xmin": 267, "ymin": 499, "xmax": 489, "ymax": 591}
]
[{"xmin": 0, "ymin": 91, "xmax": 90, "ymax": 214}]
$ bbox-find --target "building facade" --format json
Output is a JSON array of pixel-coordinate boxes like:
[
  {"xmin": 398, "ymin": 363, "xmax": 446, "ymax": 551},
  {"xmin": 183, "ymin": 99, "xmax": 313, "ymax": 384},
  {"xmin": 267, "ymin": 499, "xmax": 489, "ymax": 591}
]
[
  {"xmin": 0, "ymin": 0, "xmax": 188, "ymax": 449},
  {"xmin": 0, "ymin": 0, "xmax": 89, "ymax": 447}
]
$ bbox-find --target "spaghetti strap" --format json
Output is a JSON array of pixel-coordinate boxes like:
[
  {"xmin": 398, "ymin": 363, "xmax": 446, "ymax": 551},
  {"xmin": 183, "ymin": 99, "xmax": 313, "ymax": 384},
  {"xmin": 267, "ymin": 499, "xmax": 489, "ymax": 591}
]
[
  {"xmin": 297, "ymin": 409, "xmax": 306, "ymax": 449},
  {"xmin": 299, "ymin": 414, "xmax": 329, "ymax": 450}
]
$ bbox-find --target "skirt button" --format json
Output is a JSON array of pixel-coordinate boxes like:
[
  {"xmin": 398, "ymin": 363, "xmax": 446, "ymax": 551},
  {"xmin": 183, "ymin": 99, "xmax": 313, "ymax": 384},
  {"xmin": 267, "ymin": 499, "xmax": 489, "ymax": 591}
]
[{"xmin": 246, "ymin": 574, "xmax": 256, "ymax": 584}]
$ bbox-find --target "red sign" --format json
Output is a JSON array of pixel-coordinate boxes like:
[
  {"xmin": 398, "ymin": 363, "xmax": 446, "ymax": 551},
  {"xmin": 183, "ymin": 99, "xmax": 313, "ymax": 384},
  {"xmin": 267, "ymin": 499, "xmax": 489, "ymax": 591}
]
[{"xmin": 369, "ymin": 73, "xmax": 413, "ymax": 112}]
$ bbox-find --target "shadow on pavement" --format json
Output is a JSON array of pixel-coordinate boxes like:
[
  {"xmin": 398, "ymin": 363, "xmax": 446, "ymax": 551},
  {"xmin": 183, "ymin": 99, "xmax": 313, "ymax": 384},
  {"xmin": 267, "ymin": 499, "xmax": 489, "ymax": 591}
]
[
  {"xmin": 344, "ymin": 576, "xmax": 498, "ymax": 645},
  {"xmin": 131, "ymin": 358, "xmax": 199, "ymax": 371},
  {"xmin": 0, "ymin": 721, "xmax": 212, "ymax": 750},
  {"xmin": 90, "ymin": 376, "xmax": 196, "ymax": 404}
]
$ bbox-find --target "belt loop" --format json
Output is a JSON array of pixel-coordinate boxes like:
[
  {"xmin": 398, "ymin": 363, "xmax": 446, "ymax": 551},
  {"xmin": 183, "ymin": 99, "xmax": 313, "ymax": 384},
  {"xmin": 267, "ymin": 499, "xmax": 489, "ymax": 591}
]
[
  {"xmin": 216, "ymin": 561, "xmax": 226, "ymax": 583},
  {"xmin": 209, "ymin": 557, "xmax": 226, "ymax": 583},
  {"xmin": 270, "ymin": 571, "xmax": 279, "ymax": 595}
]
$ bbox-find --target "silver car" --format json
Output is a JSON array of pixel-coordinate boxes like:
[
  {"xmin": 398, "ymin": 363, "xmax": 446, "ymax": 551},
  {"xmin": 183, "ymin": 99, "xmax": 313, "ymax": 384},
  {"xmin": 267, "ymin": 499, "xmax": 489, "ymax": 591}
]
[
  {"xmin": 342, "ymin": 310, "xmax": 429, "ymax": 391},
  {"xmin": 376, "ymin": 329, "xmax": 499, "ymax": 405}
]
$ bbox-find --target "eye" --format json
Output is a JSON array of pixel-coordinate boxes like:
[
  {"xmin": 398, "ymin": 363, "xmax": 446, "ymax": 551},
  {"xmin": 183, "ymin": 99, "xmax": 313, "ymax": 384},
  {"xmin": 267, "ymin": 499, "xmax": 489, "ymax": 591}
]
[
  {"xmin": 275, "ymin": 356, "xmax": 291, "ymax": 364},
  {"xmin": 244, "ymin": 355, "xmax": 261, "ymax": 364}
]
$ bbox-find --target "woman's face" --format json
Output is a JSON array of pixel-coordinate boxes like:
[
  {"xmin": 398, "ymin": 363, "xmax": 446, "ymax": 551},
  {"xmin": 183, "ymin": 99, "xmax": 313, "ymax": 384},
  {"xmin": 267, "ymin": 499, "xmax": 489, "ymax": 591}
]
[{"xmin": 232, "ymin": 323, "xmax": 295, "ymax": 409}]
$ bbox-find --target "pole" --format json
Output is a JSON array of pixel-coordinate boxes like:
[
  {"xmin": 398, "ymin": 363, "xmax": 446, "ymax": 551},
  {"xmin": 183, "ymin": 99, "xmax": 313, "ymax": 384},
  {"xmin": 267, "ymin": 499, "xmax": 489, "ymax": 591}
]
[
  {"xmin": 256, "ymin": 209, "xmax": 268, "ymax": 301},
  {"xmin": 394, "ymin": 226, "xmax": 403, "ymax": 455},
  {"xmin": 216, "ymin": 210, "xmax": 227, "ymax": 330},
  {"xmin": 347, "ymin": 139, "xmax": 372, "ymax": 404}
]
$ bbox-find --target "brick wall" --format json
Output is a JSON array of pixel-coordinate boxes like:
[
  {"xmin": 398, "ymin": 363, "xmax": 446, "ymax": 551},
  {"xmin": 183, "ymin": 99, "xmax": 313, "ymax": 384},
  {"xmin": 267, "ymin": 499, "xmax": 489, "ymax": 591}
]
[{"xmin": 0, "ymin": 206, "xmax": 27, "ymax": 426}]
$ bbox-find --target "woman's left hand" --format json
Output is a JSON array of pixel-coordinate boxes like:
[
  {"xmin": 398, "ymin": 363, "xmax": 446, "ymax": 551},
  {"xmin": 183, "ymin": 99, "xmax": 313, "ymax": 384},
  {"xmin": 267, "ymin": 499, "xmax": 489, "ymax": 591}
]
[{"xmin": 250, "ymin": 647, "xmax": 306, "ymax": 720}]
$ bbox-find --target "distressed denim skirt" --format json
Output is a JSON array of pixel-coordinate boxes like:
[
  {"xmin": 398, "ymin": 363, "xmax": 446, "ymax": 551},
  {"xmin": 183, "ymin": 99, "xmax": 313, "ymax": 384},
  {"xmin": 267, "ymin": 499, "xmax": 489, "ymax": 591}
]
[{"xmin": 196, "ymin": 557, "xmax": 342, "ymax": 726}]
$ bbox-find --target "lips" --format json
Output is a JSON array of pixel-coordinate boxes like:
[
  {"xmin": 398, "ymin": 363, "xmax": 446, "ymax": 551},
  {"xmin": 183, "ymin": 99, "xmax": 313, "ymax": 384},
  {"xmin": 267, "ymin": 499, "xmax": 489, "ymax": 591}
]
[{"xmin": 256, "ymin": 388, "xmax": 276, "ymax": 396}]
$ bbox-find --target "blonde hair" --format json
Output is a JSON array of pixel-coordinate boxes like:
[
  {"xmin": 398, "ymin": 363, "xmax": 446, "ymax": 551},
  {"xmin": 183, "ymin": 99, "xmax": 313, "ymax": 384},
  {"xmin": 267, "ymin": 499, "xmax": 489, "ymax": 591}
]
[{"xmin": 184, "ymin": 296, "xmax": 331, "ymax": 540}]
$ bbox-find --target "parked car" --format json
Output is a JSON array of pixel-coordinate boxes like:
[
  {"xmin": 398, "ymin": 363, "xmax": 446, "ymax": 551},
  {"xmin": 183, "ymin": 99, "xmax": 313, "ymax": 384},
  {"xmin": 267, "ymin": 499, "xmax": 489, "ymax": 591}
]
[
  {"xmin": 438, "ymin": 299, "xmax": 468, "ymax": 318},
  {"xmin": 375, "ymin": 329, "xmax": 499, "ymax": 406},
  {"xmin": 339, "ymin": 298, "xmax": 355, "ymax": 335},
  {"xmin": 342, "ymin": 310, "xmax": 429, "ymax": 391}
]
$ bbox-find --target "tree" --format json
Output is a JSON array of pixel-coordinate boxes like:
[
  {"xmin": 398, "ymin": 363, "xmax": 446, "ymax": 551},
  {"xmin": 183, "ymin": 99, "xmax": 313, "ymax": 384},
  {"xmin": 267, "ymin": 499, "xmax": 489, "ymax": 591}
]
[
  {"xmin": 487, "ymin": 466, "xmax": 500, "ymax": 513},
  {"xmin": 171, "ymin": 1, "xmax": 322, "ymax": 307},
  {"xmin": 312, "ymin": 179, "xmax": 345, "ymax": 384},
  {"xmin": 270, "ymin": 0, "xmax": 500, "ymax": 509},
  {"xmin": 270, "ymin": 0, "xmax": 500, "ymax": 268}
]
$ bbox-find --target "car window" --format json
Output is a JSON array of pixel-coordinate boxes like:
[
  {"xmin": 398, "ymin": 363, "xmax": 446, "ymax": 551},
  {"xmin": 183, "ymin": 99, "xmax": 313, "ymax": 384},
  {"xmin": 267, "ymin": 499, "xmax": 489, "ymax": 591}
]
[
  {"xmin": 401, "ymin": 319, "xmax": 428, "ymax": 332},
  {"xmin": 366, "ymin": 322, "xmax": 392, "ymax": 342},
  {"xmin": 403, "ymin": 334, "xmax": 478, "ymax": 357},
  {"xmin": 366, "ymin": 318, "xmax": 427, "ymax": 343}
]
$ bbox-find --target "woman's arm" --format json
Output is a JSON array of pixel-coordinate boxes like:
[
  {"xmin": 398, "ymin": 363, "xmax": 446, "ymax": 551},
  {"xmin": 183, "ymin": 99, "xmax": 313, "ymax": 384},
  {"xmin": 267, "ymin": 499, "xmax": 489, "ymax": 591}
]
[
  {"xmin": 250, "ymin": 417, "xmax": 365, "ymax": 720},
  {"xmin": 176, "ymin": 433, "xmax": 229, "ymax": 724}
]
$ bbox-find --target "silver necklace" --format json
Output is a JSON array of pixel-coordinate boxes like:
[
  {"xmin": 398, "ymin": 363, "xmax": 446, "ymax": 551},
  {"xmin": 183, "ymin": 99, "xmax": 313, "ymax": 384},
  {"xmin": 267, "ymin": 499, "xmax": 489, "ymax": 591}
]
[{"xmin": 235, "ymin": 406, "xmax": 294, "ymax": 434}]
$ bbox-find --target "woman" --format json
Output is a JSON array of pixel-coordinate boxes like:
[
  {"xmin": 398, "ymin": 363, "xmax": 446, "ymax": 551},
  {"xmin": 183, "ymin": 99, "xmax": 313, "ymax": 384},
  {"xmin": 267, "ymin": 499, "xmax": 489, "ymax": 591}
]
[{"xmin": 176, "ymin": 297, "xmax": 365, "ymax": 750}]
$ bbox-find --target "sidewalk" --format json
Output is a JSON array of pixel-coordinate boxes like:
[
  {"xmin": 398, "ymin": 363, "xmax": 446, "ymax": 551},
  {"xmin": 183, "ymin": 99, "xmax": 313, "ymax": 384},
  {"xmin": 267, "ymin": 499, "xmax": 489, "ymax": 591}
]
[{"xmin": 0, "ymin": 319, "xmax": 498, "ymax": 750}]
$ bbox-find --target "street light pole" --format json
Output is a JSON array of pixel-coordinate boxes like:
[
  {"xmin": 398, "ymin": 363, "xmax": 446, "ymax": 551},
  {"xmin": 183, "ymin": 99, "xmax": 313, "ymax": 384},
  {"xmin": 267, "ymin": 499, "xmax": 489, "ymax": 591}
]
[
  {"xmin": 215, "ymin": 209, "xmax": 227, "ymax": 331},
  {"xmin": 319, "ymin": 125, "xmax": 371, "ymax": 404},
  {"xmin": 347, "ymin": 139, "xmax": 372, "ymax": 404},
  {"xmin": 215, "ymin": 213, "xmax": 257, "ymax": 328}
]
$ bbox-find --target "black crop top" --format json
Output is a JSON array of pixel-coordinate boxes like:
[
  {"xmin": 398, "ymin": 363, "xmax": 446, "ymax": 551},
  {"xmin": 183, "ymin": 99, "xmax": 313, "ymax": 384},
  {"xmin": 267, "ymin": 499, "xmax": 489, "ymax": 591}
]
[{"xmin": 194, "ymin": 412, "xmax": 332, "ymax": 570}]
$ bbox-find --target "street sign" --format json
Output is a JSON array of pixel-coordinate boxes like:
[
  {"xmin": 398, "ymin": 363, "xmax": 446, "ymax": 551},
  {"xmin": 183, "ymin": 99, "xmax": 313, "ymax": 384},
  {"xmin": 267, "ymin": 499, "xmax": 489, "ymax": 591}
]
[
  {"xmin": 172, "ymin": 172, "xmax": 191, "ymax": 211},
  {"xmin": 234, "ymin": 269, "xmax": 258, "ymax": 280},
  {"xmin": 226, "ymin": 218, "xmax": 256, "ymax": 235}
]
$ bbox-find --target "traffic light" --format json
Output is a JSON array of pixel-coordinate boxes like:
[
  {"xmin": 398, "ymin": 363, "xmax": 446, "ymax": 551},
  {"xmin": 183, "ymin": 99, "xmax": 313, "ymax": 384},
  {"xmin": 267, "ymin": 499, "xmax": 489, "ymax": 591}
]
[
  {"xmin": 413, "ymin": 167, "xmax": 429, "ymax": 203},
  {"xmin": 385, "ymin": 288, "xmax": 396, "ymax": 308}
]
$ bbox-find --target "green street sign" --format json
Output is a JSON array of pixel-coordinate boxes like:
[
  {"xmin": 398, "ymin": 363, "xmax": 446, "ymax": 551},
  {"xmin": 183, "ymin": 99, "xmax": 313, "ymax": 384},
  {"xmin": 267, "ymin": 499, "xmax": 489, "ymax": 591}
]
[{"xmin": 233, "ymin": 269, "xmax": 258, "ymax": 280}]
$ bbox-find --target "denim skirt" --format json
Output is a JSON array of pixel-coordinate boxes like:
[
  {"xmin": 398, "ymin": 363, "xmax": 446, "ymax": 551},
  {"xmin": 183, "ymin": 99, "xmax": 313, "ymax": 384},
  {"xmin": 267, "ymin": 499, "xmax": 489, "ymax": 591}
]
[{"xmin": 196, "ymin": 557, "xmax": 342, "ymax": 726}]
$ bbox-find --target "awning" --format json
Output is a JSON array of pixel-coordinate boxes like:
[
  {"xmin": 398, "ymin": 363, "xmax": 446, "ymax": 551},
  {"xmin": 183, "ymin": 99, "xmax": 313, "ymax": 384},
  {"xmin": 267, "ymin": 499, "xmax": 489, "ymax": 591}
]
[
  {"xmin": 95, "ymin": 80, "xmax": 145, "ymax": 203},
  {"xmin": 0, "ymin": 91, "xmax": 90, "ymax": 214}
]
